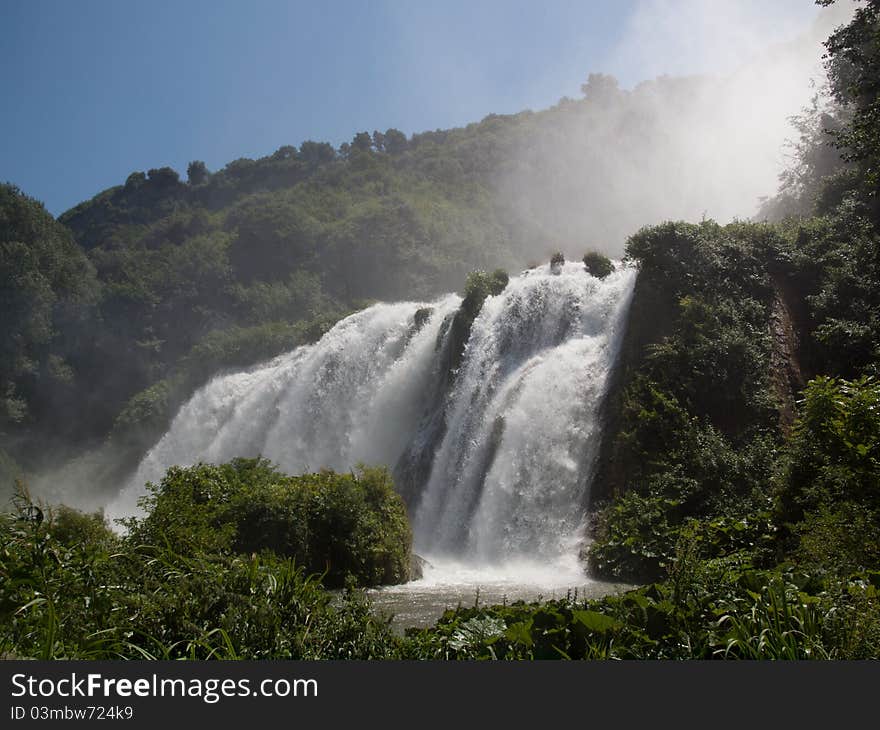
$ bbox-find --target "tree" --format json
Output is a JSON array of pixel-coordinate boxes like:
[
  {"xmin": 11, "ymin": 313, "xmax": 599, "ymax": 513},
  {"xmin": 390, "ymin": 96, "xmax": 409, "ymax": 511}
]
[
  {"xmin": 352, "ymin": 131, "xmax": 372, "ymax": 152},
  {"xmin": 820, "ymin": 0, "xmax": 880, "ymax": 198},
  {"xmin": 384, "ymin": 128, "xmax": 408, "ymax": 155},
  {"xmin": 146, "ymin": 167, "xmax": 181, "ymax": 188},
  {"xmin": 757, "ymin": 91, "xmax": 850, "ymax": 220},
  {"xmin": 299, "ymin": 140, "xmax": 335, "ymax": 165},
  {"xmin": 224, "ymin": 158, "xmax": 256, "ymax": 178},
  {"xmin": 186, "ymin": 160, "xmax": 209, "ymax": 185},
  {"xmin": 0, "ymin": 184, "xmax": 98, "ymax": 429},
  {"xmin": 581, "ymin": 73, "xmax": 621, "ymax": 103},
  {"xmin": 227, "ymin": 197, "xmax": 315, "ymax": 282},
  {"xmin": 583, "ymin": 251, "xmax": 614, "ymax": 279},
  {"xmin": 271, "ymin": 145, "xmax": 298, "ymax": 161},
  {"xmin": 124, "ymin": 171, "xmax": 146, "ymax": 191}
]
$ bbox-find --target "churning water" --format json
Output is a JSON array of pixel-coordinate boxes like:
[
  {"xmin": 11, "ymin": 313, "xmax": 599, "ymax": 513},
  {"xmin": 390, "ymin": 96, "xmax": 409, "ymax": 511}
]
[{"xmin": 106, "ymin": 261, "xmax": 636, "ymax": 624}]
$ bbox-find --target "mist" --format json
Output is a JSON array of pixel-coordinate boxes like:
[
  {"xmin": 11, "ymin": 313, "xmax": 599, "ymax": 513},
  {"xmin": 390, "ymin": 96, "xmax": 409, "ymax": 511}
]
[{"xmin": 493, "ymin": 1, "xmax": 856, "ymax": 261}]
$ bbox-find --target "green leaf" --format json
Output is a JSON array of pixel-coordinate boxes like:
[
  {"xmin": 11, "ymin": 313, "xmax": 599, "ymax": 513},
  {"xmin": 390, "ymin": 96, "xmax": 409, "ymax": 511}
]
[
  {"xmin": 572, "ymin": 610, "xmax": 622, "ymax": 634},
  {"xmin": 504, "ymin": 620, "xmax": 534, "ymax": 647},
  {"xmin": 15, "ymin": 596, "xmax": 48, "ymax": 614}
]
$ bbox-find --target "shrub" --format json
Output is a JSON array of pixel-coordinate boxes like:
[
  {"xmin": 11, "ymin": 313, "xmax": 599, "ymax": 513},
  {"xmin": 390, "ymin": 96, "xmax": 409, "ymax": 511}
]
[
  {"xmin": 583, "ymin": 251, "xmax": 614, "ymax": 278},
  {"xmin": 793, "ymin": 504, "xmax": 880, "ymax": 576},
  {"xmin": 460, "ymin": 269, "xmax": 508, "ymax": 321},
  {"xmin": 447, "ymin": 269, "xmax": 509, "ymax": 372},
  {"xmin": 0, "ymin": 492, "xmax": 402, "ymax": 659},
  {"xmin": 47, "ymin": 505, "xmax": 117, "ymax": 550},
  {"xmin": 779, "ymin": 375, "xmax": 880, "ymax": 523},
  {"xmin": 126, "ymin": 458, "xmax": 413, "ymax": 588}
]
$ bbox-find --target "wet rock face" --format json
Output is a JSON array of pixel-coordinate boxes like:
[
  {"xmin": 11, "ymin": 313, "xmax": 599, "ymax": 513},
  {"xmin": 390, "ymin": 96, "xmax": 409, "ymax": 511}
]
[
  {"xmin": 550, "ymin": 251, "xmax": 565, "ymax": 274},
  {"xmin": 409, "ymin": 553, "xmax": 429, "ymax": 581},
  {"xmin": 768, "ymin": 277, "xmax": 806, "ymax": 435},
  {"xmin": 413, "ymin": 307, "xmax": 434, "ymax": 332}
]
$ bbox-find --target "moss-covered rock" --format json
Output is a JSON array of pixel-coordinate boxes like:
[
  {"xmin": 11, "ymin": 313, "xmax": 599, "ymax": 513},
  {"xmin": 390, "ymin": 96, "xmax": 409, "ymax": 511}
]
[{"xmin": 446, "ymin": 269, "xmax": 509, "ymax": 374}]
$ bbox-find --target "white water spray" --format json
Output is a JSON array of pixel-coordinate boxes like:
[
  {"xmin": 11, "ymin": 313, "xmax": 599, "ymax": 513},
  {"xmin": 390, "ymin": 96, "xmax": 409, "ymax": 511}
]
[
  {"xmin": 107, "ymin": 296, "xmax": 460, "ymax": 520},
  {"xmin": 413, "ymin": 262, "xmax": 635, "ymax": 562}
]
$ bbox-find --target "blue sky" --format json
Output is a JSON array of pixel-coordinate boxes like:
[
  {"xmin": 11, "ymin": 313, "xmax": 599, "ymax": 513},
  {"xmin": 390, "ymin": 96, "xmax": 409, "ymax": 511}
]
[{"xmin": 1, "ymin": 0, "xmax": 823, "ymax": 216}]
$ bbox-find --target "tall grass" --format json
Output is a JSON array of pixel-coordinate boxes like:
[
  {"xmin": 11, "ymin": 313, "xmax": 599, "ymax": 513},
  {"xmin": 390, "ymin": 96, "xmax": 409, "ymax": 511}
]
[{"xmin": 714, "ymin": 580, "xmax": 830, "ymax": 659}]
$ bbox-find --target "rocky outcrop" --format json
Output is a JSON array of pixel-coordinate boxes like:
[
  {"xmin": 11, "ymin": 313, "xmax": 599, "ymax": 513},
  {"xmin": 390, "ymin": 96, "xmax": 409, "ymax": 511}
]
[
  {"xmin": 769, "ymin": 275, "xmax": 807, "ymax": 435},
  {"xmin": 408, "ymin": 553, "xmax": 430, "ymax": 581},
  {"xmin": 586, "ymin": 271, "xmax": 673, "ymax": 509}
]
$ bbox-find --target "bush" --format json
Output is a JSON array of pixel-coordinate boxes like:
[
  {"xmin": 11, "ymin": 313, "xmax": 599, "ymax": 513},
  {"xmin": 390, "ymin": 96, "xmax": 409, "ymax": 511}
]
[
  {"xmin": 779, "ymin": 375, "xmax": 880, "ymax": 522},
  {"xmin": 446, "ymin": 269, "xmax": 509, "ymax": 372},
  {"xmin": 793, "ymin": 504, "xmax": 880, "ymax": 576},
  {"xmin": 460, "ymin": 269, "xmax": 508, "ymax": 321},
  {"xmin": 776, "ymin": 375, "xmax": 880, "ymax": 573},
  {"xmin": 0, "ymin": 492, "xmax": 402, "ymax": 659},
  {"xmin": 47, "ymin": 505, "xmax": 117, "ymax": 550},
  {"xmin": 587, "ymin": 491, "xmax": 682, "ymax": 581},
  {"xmin": 583, "ymin": 251, "xmax": 614, "ymax": 278},
  {"xmin": 112, "ymin": 380, "xmax": 172, "ymax": 441},
  {"xmin": 126, "ymin": 458, "xmax": 414, "ymax": 588}
]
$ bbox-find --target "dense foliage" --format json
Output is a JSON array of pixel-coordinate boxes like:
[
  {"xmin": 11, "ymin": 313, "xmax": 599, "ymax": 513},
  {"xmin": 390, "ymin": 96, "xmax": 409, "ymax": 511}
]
[
  {"xmin": 586, "ymin": 220, "xmax": 783, "ymax": 580},
  {"xmin": 125, "ymin": 459, "xmax": 413, "ymax": 588},
  {"xmin": 0, "ymin": 185, "xmax": 98, "ymax": 439},
  {"xmin": 0, "ymin": 509, "xmax": 400, "ymax": 660},
  {"xmin": 777, "ymin": 375, "xmax": 880, "ymax": 574},
  {"xmin": 404, "ymin": 565, "xmax": 880, "ymax": 659},
  {"xmin": 0, "ymin": 463, "xmax": 413, "ymax": 659},
  {"xmin": 446, "ymin": 268, "xmax": 509, "ymax": 371},
  {"xmin": 583, "ymin": 251, "xmax": 614, "ymax": 279},
  {"xmin": 6, "ymin": 472, "xmax": 876, "ymax": 660},
  {"xmin": 820, "ymin": 0, "xmax": 880, "ymax": 204}
]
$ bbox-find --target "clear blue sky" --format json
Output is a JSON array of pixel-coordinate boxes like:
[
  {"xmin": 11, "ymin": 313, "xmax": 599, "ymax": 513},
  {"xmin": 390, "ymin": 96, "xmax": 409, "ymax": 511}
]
[{"xmin": 1, "ymin": 0, "xmax": 821, "ymax": 216}]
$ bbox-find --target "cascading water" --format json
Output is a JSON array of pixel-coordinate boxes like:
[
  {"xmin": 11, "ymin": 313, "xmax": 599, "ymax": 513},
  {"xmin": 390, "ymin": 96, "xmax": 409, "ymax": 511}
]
[
  {"xmin": 107, "ymin": 296, "xmax": 462, "ymax": 520},
  {"xmin": 107, "ymin": 261, "xmax": 636, "ymax": 607},
  {"xmin": 413, "ymin": 262, "xmax": 635, "ymax": 564}
]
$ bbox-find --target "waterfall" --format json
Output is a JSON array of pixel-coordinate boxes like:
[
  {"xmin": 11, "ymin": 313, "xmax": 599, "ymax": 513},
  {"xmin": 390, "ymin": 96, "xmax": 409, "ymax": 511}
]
[
  {"xmin": 107, "ymin": 263, "xmax": 636, "ymax": 570},
  {"xmin": 106, "ymin": 296, "xmax": 461, "ymax": 520},
  {"xmin": 412, "ymin": 262, "xmax": 635, "ymax": 561}
]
